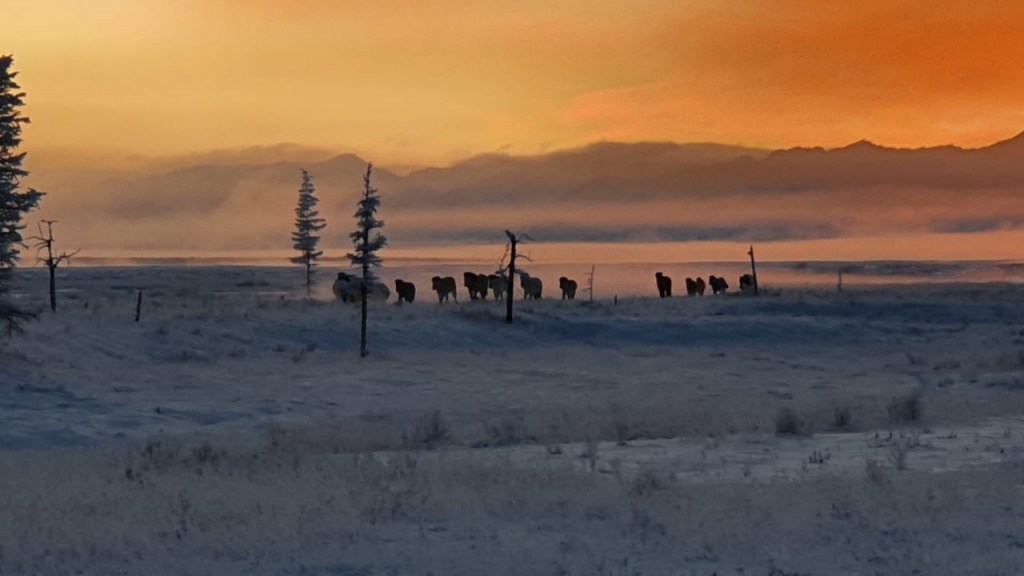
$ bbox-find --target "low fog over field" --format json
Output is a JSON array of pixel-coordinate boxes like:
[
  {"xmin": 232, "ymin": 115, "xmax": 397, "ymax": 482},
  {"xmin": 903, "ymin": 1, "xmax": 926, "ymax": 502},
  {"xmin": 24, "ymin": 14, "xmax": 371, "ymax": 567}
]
[
  {"xmin": 2, "ymin": 267, "xmax": 1024, "ymax": 575},
  {"xmin": 25, "ymin": 133, "xmax": 1024, "ymax": 261}
]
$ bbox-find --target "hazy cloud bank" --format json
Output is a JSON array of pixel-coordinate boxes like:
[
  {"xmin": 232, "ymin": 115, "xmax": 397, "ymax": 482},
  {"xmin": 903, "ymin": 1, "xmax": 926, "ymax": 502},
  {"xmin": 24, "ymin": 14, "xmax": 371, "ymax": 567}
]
[{"xmin": 21, "ymin": 133, "xmax": 1024, "ymax": 253}]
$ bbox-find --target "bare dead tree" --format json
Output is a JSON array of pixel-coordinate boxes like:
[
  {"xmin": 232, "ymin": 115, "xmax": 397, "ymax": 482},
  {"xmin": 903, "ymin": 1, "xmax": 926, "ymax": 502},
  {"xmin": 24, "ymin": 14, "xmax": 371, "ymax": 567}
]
[
  {"xmin": 497, "ymin": 242, "xmax": 510, "ymax": 273},
  {"xmin": 502, "ymin": 231, "xmax": 536, "ymax": 323},
  {"xmin": 584, "ymin": 264, "xmax": 596, "ymax": 302},
  {"xmin": 747, "ymin": 245, "xmax": 759, "ymax": 296},
  {"xmin": 504, "ymin": 231, "xmax": 518, "ymax": 323},
  {"xmin": 30, "ymin": 220, "xmax": 79, "ymax": 312}
]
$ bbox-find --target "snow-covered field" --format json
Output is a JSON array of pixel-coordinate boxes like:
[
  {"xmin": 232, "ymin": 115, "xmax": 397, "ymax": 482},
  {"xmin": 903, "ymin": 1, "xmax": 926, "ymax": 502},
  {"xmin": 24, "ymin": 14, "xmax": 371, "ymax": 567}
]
[{"xmin": 2, "ymin": 266, "xmax": 1024, "ymax": 575}]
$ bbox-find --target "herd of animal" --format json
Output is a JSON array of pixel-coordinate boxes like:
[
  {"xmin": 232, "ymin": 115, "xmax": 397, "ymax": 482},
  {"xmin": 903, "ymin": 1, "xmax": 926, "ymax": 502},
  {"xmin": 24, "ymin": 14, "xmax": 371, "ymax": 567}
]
[
  {"xmin": 654, "ymin": 272, "xmax": 757, "ymax": 298},
  {"xmin": 332, "ymin": 270, "xmax": 755, "ymax": 304}
]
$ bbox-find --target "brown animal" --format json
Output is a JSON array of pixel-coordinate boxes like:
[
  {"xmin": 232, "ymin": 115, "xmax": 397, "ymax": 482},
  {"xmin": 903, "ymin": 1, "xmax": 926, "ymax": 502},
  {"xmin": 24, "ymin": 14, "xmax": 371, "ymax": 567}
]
[
  {"xmin": 685, "ymin": 278, "xmax": 698, "ymax": 297},
  {"xmin": 463, "ymin": 272, "xmax": 489, "ymax": 300},
  {"xmin": 655, "ymin": 272, "xmax": 672, "ymax": 298},
  {"xmin": 488, "ymin": 274, "xmax": 508, "ymax": 301},
  {"xmin": 394, "ymin": 279, "xmax": 416, "ymax": 304},
  {"xmin": 695, "ymin": 277, "xmax": 706, "ymax": 296},
  {"xmin": 709, "ymin": 275, "xmax": 729, "ymax": 294},
  {"xmin": 559, "ymin": 277, "xmax": 578, "ymax": 300},
  {"xmin": 739, "ymin": 274, "xmax": 755, "ymax": 293},
  {"xmin": 519, "ymin": 272, "xmax": 543, "ymax": 300},
  {"xmin": 431, "ymin": 276, "xmax": 458, "ymax": 303}
]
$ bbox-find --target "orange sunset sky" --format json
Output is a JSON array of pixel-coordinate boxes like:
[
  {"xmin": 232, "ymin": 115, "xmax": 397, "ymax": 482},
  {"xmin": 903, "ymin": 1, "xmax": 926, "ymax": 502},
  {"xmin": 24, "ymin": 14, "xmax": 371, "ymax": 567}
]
[
  {"xmin": 6, "ymin": 0, "xmax": 1024, "ymax": 167},
  {"xmin": 6, "ymin": 0, "xmax": 1024, "ymax": 265}
]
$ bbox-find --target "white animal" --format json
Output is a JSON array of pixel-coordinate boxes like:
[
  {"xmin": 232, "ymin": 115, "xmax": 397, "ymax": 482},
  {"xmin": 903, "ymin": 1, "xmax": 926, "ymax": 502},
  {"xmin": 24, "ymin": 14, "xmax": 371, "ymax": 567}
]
[
  {"xmin": 332, "ymin": 272, "xmax": 390, "ymax": 303},
  {"xmin": 488, "ymin": 273, "xmax": 508, "ymax": 301}
]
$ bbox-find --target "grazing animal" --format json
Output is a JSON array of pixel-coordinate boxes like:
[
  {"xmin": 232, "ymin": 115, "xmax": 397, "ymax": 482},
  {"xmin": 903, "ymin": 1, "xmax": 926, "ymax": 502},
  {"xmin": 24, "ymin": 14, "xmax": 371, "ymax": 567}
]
[
  {"xmin": 709, "ymin": 275, "xmax": 729, "ymax": 294},
  {"xmin": 488, "ymin": 274, "xmax": 508, "ymax": 301},
  {"xmin": 332, "ymin": 272, "xmax": 390, "ymax": 303},
  {"xmin": 519, "ymin": 272, "xmax": 543, "ymax": 300},
  {"xmin": 431, "ymin": 276, "xmax": 458, "ymax": 303},
  {"xmin": 739, "ymin": 274, "xmax": 755, "ymax": 294},
  {"xmin": 695, "ymin": 277, "xmax": 706, "ymax": 296},
  {"xmin": 394, "ymin": 279, "xmax": 416, "ymax": 304},
  {"xmin": 463, "ymin": 272, "xmax": 490, "ymax": 300},
  {"xmin": 685, "ymin": 278, "xmax": 698, "ymax": 297},
  {"xmin": 559, "ymin": 277, "xmax": 578, "ymax": 300},
  {"xmin": 655, "ymin": 272, "xmax": 672, "ymax": 298}
]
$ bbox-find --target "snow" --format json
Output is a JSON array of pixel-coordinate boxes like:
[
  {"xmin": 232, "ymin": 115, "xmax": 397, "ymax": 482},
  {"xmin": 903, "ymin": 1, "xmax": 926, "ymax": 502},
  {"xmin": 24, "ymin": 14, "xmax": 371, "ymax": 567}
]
[{"xmin": 2, "ymin": 265, "xmax": 1024, "ymax": 574}]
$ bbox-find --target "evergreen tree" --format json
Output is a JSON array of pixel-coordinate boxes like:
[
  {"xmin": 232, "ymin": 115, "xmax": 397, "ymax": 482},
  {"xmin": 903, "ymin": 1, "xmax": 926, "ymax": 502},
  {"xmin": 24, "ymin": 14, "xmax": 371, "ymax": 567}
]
[
  {"xmin": 347, "ymin": 163, "xmax": 386, "ymax": 357},
  {"xmin": 0, "ymin": 55, "xmax": 44, "ymax": 335},
  {"xmin": 289, "ymin": 169, "xmax": 326, "ymax": 295}
]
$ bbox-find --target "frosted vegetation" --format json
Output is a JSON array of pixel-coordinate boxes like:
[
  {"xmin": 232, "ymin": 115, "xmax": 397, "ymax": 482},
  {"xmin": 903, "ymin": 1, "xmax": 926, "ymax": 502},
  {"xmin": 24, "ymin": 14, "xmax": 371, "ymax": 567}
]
[{"xmin": 2, "ymin": 266, "xmax": 1024, "ymax": 574}]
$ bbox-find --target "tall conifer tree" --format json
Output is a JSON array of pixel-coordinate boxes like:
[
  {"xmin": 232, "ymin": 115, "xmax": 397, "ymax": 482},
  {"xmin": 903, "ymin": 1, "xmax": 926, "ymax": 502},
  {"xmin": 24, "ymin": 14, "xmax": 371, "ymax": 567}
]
[
  {"xmin": 0, "ymin": 55, "xmax": 44, "ymax": 335},
  {"xmin": 290, "ymin": 169, "xmax": 326, "ymax": 295},
  {"xmin": 347, "ymin": 163, "xmax": 386, "ymax": 357}
]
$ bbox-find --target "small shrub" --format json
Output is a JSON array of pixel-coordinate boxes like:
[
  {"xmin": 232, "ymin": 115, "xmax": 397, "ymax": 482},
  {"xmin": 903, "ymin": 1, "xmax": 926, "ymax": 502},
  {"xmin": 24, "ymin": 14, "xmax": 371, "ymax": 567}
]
[
  {"xmin": 887, "ymin": 389, "xmax": 923, "ymax": 423},
  {"xmin": 889, "ymin": 443, "xmax": 909, "ymax": 470},
  {"xmin": 265, "ymin": 420, "xmax": 286, "ymax": 451},
  {"xmin": 630, "ymin": 468, "xmax": 667, "ymax": 498},
  {"xmin": 768, "ymin": 569, "xmax": 811, "ymax": 576},
  {"xmin": 140, "ymin": 438, "xmax": 178, "ymax": 472},
  {"xmin": 190, "ymin": 442, "xmax": 221, "ymax": 468},
  {"xmin": 775, "ymin": 408, "xmax": 807, "ymax": 436},
  {"xmin": 865, "ymin": 458, "xmax": 889, "ymax": 485},
  {"xmin": 906, "ymin": 354, "xmax": 927, "ymax": 367},
  {"xmin": 831, "ymin": 405, "xmax": 853, "ymax": 431},
  {"xmin": 580, "ymin": 438, "xmax": 599, "ymax": 472},
  {"xmin": 612, "ymin": 413, "xmax": 631, "ymax": 446},
  {"xmin": 405, "ymin": 411, "xmax": 451, "ymax": 449},
  {"xmin": 482, "ymin": 416, "xmax": 534, "ymax": 447}
]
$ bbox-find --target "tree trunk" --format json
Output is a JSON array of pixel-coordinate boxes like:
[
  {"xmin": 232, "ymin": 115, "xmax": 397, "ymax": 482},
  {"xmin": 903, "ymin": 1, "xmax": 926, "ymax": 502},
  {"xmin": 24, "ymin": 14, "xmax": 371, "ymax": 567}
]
[
  {"xmin": 360, "ymin": 229, "xmax": 370, "ymax": 357},
  {"xmin": 588, "ymin": 265, "xmax": 595, "ymax": 302},
  {"xmin": 748, "ymin": 245, "xmax": 759, "ymax": 296},
  {"xmin": 48, "ymin": 264, "xmax": 56, "ymax": 312},
  {"xmin": 506, "ymin": 236, "xmax": 516, "ymax": 323},
  {"xmin": 360, "ymin": 281, "xmax": 368, "ymax": 357},
  {"xmin": 305, "ymin": 258, "xmax": 312, "ymax": 298}
]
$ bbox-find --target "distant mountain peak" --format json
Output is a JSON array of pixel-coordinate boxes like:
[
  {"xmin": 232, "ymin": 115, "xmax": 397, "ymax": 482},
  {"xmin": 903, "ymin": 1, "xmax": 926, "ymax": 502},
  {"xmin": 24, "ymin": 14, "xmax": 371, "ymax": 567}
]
[{"xmin": 837, "ymin": 139, "xmax": 885, "ymax": 152}]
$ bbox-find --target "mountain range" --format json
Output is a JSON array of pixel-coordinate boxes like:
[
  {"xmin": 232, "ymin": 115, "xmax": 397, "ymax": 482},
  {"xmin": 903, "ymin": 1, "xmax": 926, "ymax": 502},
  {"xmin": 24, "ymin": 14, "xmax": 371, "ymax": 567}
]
[{"xmin": 24, "ymin": 132, "xmax": 1024, "ymax": 252}]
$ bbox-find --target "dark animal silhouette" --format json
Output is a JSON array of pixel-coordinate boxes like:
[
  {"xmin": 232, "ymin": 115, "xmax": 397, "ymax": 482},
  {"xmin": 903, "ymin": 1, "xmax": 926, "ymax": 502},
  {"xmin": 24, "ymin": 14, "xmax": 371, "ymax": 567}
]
[
  {"xmin": 519, "ymin": 272, "xmax": 543, "ymax": 300},
  {"xmin": 709, "ymin": 275, "xmax": 729, "ymax": 294},
  {"xmin": 431, "ymin": 276, "xmax": 458, "ymax": 303},
  {"xmin": 488, "ymin": 274, "xmax": 507, "ymax": 301},
  {"xmin": 695, "ymin": 277, "xmax": 706, "ymax": 296},
  {"xmin": 685, "ymin": 278, "xmax": 698, "ymax": 297},
  {"xmin": 655, "ymin": 272, "xmax": 672, "ymax": 298},
  {"xmin": 739, "ymin": 274, "xmax": 755, "ymax": 293},
  {"xmin": 559, "ymin": 277, "xmax": 578, "ymax": 300},
  {"xmin": 463, "ymin": 272, "xmax": 490, "ymax": 300},
  {"xmin": 394, "ymin": 279, "xmax": 416, "ymax": 304}
]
